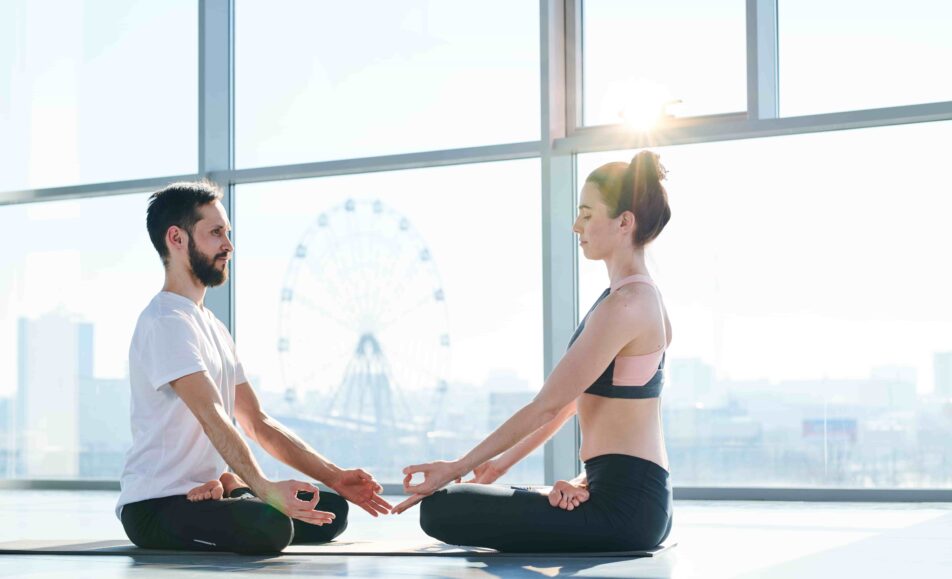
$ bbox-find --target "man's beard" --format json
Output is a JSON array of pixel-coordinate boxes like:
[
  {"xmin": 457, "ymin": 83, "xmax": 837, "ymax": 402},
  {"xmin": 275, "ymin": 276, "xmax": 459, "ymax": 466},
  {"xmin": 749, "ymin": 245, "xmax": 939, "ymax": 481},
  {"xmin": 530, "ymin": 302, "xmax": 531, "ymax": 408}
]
[{"xmin": 188, "ymin": 236, "xmax": 229, "ymax": 287}]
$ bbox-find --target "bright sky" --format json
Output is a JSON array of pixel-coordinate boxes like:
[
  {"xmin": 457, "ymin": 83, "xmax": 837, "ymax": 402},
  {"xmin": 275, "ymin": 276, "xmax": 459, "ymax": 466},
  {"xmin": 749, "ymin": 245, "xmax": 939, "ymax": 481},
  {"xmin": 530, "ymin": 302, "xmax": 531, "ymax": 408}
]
[{"xmin": 578, "ymin": 122, "xmax": 952, "ymax": 392}]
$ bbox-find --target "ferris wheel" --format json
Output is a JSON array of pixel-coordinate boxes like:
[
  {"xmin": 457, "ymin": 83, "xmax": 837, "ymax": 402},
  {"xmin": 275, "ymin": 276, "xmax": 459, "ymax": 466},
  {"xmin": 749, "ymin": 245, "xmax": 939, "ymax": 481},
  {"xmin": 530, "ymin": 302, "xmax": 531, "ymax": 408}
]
[{"xmin": 277, "ymin": 198, "xmax": 450, "ymax": 435}]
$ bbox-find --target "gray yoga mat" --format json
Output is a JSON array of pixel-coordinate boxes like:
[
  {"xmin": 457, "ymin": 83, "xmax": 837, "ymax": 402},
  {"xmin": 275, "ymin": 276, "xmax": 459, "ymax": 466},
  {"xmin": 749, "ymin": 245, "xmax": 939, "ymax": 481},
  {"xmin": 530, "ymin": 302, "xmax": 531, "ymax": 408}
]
[{"xmin": 0, "ymin": 539, "xmax": 675, "ymax": 558}]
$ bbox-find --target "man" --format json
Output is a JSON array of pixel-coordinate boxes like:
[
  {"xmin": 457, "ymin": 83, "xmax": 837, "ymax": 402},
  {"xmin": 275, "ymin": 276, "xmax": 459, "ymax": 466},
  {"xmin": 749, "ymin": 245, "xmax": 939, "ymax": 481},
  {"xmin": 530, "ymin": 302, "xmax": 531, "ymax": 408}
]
[{"xmin": 116, "ymin": 181, "xmax": 391, "ymax": 554}]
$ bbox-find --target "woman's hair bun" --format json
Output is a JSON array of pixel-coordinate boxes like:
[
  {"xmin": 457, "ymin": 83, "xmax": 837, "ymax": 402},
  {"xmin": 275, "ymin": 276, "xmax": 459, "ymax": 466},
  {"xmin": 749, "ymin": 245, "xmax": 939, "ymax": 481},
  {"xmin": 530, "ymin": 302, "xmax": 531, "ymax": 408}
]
[{"xmin": 630, "ymin": 150, "xmax": 667, "ymax": 183}]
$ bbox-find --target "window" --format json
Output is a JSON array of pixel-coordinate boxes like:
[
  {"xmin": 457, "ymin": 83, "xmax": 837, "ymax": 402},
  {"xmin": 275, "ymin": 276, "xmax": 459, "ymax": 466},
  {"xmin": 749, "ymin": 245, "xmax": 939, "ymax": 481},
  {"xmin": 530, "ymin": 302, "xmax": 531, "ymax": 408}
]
[
  {"xmin": 582, "ymin": 0, "xmax": 746, "ymax": 126},
  {"xmin": 578, "ymin": 120, "xmax": 952, "ymax": 487},
  {"xmin": 234, "ymin": 159, "xmax": 544, "ymax": 483},
  {"xmin": 0, "ymin": 0, "xmax": 198, "ymax": 192},
  {"xmin": 0, "ymin": 193, "xmax": 162, "ymax": 479},
  {"xmin": 235, "ymin": 0, "xmax": 540, "ymax": 168},
  {"xmin": 779, "ymin": 0, "xmax": 952, "ymax": 116}
]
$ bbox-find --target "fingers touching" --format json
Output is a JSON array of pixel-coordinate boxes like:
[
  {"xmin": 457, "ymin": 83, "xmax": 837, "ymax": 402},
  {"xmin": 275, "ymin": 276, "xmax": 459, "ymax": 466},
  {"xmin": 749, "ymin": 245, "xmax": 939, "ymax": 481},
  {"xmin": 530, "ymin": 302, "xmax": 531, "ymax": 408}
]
[
  {"xmin": 392, "ymin": 494, "xmax": 425, "ymax": 515},
  {"xmin": 547, "ymin": 481, "xmax": 589, "ymax": 511}
]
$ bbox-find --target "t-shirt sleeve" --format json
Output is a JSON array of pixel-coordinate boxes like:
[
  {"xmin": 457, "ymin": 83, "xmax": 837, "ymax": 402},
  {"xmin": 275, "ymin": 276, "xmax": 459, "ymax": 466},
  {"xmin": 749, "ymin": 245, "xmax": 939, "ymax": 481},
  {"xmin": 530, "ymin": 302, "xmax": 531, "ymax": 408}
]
[
  {"xmin": 140, "ymin": 315, "xmax": 208, "ymax": 390},
  {"xmin": 215, "ymin": 317, "xmax": 249, "ymax": 385},
  {"xmin": 235, "ymin": 358, "xmax": 248, "ymax": 386}
]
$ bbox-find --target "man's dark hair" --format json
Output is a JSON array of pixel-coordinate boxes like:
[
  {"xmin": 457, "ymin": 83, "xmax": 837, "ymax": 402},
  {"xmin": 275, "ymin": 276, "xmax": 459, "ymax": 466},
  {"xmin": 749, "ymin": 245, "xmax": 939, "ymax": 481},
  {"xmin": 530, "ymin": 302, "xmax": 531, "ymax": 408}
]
[{"xmin": 146, "ymin": 180, "xmax": 223, "ymax": 265}]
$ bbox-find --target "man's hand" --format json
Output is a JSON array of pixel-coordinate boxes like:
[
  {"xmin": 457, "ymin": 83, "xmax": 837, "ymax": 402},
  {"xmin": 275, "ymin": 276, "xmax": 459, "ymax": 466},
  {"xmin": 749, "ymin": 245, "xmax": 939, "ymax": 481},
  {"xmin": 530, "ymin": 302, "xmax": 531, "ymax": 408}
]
[
  {"xmin": 329, "ymin": 469, "xmax": 392, "ymax": 517},
  {"xmin": 547, "ymin": 479, "xmax": 589, "ymax": 511},
  {"xmin": 465, "ymin": 459, "xmax": 508, "ymax": 484},
  {"xmin": 259, "ymin": 479, "xmax": 336, "ymax": 525}
]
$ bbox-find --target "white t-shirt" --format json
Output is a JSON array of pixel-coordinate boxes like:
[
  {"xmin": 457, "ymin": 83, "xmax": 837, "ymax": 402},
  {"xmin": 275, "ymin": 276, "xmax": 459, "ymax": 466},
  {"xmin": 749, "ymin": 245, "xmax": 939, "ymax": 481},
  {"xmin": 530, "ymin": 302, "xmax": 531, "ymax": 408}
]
[{"xmin": 116, "ymin": 291, "xmax": 247, "ymax": 518}]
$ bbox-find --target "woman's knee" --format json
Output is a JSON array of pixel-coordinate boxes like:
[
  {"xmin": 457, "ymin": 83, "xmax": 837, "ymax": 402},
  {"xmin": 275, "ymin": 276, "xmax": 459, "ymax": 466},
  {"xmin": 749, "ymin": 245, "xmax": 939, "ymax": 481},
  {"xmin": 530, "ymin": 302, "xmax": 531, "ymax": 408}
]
[{"xmin": 419, "ymin": 491, "xmax": 454, "ymax": 540}]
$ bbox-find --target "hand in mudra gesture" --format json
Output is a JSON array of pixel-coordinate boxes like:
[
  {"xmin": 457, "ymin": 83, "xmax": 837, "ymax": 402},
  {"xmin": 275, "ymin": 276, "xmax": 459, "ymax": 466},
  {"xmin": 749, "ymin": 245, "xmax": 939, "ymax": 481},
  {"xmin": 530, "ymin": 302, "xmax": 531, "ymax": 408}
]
[
  {"xmin": 465, "ymin": 459, "xmax": 508, "ymax": 484},
  {"xmin": 391, "ymin": 460, "xmax": 462, "ymax": 515},
  {"xmin": 548, "ymin": 479, "xmax": 589, "ymax": 511},
  {"xmin": 260, "ymin": 480, "xmax": 336, "ymax": 525}
]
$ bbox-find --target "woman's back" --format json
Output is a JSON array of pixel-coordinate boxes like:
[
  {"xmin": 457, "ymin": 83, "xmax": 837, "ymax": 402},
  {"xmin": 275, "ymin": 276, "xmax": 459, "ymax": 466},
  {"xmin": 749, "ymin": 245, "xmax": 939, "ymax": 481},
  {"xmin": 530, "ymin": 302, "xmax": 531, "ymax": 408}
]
[{"xmin": 577, "ymin": 276, "xmax": 671, "ymax": 469}]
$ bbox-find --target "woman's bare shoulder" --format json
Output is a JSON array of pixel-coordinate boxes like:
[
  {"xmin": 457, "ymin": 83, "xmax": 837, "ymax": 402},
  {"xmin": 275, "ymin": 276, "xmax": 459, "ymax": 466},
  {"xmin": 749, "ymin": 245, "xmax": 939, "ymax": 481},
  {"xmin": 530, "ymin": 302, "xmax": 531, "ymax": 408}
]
[{"xmin": 588, "ymin": 284, "xmax": 661, "ymax": 334}]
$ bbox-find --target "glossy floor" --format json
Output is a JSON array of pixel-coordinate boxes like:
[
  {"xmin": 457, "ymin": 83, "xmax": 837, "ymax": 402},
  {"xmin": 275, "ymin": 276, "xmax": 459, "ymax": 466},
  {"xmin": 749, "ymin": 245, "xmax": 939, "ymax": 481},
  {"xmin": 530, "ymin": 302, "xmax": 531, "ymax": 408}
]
[{"xmin": 0, "ymin": 491, "xmax": 950, "ymax": 578}]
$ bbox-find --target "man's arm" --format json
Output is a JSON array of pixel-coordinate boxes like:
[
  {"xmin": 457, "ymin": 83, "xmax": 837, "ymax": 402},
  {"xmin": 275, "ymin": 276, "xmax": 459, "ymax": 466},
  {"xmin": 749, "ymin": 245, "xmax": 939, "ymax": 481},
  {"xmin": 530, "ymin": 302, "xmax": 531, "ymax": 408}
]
[
  {"xmin": 234, "ymin": 381, "xmax": 342, "ymax": 486},
  {"xmin": 234, "ymin": 381, "xmax": 391, "ymax": 516},
  {"xmin": 170, "ymin": 371, "xmax": 335, "ymax": 525}
]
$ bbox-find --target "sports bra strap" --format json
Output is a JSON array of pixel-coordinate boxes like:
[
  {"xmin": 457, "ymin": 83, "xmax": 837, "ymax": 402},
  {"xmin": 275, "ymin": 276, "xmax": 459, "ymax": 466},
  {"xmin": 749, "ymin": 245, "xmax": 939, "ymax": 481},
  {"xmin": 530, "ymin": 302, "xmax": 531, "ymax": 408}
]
[
  {"xmin": 611, "ymin": 274, "xmax": 656, "ymax": 293},
  {"xmin": 584, "ymin": 355, "xmax": 665, "ymax": 399}
]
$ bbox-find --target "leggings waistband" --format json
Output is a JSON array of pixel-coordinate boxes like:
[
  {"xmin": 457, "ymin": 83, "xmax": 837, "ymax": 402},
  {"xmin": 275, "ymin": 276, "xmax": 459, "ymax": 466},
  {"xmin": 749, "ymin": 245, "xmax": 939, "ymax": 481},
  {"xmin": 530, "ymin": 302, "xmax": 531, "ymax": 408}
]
[{"xmin": 583, "ymin": 453, "xmax": 670, "ymax": 483}]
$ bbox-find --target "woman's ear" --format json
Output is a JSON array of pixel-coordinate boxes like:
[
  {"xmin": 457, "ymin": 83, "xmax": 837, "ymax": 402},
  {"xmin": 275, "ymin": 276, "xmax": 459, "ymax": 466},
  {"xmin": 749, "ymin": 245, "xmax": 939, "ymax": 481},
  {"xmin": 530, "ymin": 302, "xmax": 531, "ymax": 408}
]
[{"xmin": 620, "ymin": 210, "xmax": 637, "ymax": 235}]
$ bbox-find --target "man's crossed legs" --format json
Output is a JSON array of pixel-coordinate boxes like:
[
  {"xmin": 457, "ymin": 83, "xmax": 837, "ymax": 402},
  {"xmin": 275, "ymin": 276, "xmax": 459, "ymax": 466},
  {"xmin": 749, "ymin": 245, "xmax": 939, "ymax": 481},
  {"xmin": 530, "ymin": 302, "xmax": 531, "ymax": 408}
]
[{"xmin": 120, "ymin": 473, "xmax": 349, "ymax": 555}]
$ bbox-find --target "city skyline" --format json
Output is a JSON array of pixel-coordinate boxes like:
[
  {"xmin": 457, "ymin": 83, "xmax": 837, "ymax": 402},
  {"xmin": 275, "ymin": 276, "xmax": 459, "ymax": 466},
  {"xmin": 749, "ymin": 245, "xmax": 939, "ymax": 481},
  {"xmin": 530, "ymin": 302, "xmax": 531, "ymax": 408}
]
[{"xmin": 2, "ymin": 307, "xmax": 951, "ymax": 487}]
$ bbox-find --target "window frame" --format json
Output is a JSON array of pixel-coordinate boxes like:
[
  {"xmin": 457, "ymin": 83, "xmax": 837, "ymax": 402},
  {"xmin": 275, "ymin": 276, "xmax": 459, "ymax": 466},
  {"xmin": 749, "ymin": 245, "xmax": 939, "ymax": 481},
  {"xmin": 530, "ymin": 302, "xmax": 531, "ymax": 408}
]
[{"xmin": 2, "ymin": 0, "xmax": 951, "ymax": 500}]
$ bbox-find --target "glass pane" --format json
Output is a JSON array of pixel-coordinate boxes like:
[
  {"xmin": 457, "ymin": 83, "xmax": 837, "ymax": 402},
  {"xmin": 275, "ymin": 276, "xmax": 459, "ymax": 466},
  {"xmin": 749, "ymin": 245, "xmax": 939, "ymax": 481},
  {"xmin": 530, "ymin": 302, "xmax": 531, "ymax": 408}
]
[
  {"xmin": 0, "ymin": 193, "xmax": 163, "ymax": 479},
  {"xmin": 577, "ymin": 121, "xmax": 952, "ymax": 488},
  {"xmin": 235, "ymin": 160, "xmax": 543, "ymax": 483},
  {"xmin": 234, "ymin": 0, "xmax": 540, "ymax": 168},
  {"xmin": 780, "ymin": 0, "xmax": 952, "ymax": 116},
  {"xmin": 582, "ymin": 0, "xmax": 746, "ymax": 126},
  {"xmin": 0, "ymin": 0, "xmax": 198, "ymax": 192}
]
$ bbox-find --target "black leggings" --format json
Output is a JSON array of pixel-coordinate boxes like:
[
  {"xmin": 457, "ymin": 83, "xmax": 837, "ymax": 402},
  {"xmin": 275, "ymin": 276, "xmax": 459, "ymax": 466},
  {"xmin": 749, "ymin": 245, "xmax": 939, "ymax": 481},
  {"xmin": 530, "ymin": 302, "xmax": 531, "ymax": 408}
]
[
  {"xmin": 120, "ymin": 487, "xmax": 349, "ymax": 555},
  {"xmin": 420, "ymin": 454, "xmax": 672, "ymax": 553}
]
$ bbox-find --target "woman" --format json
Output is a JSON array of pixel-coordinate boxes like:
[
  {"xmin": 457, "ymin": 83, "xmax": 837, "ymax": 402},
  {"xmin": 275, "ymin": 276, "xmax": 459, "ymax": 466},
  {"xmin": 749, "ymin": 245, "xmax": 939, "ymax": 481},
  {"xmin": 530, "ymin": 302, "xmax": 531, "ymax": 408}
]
[{"xmin": 393, "ymin": 150, "xmax": 674, "ymax": 553}]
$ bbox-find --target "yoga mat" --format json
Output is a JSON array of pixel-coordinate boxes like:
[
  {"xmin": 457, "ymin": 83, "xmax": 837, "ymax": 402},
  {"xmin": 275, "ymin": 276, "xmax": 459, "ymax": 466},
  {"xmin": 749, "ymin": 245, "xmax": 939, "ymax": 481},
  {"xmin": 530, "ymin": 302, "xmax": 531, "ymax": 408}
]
[{"xmin": 0, "ymin": 539, "xmax": 675, "ymax": 558}]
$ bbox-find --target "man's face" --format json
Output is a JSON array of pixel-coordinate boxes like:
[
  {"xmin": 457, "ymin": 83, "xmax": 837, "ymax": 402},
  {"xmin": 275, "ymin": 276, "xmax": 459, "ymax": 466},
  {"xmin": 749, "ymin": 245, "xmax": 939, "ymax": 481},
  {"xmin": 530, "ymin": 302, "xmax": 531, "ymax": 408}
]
[{"xmin": 187, "ymin": 201, "xmax": 233, "ymax": 287}]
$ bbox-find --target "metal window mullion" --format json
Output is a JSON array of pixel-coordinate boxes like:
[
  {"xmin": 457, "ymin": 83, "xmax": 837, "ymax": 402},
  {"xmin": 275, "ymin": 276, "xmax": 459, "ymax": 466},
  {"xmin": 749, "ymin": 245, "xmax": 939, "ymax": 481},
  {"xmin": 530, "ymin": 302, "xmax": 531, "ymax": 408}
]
[
  {"xmin": 213, "ymin": 141, "xmax": 542, "ymax": 186},
  {"xmin": 565, "ymin": 0, "xmax": 583, "ymax": 134},
  {"xmin": 554, "ymin": 100, "xmax": 952, "ymax": 154},
  {"xmin": 542, "ymin": 0, "xmax": 581, "ymax": 485},
  {"xmin": 8, "ymin": 479, "xmax": 952, "ymax": 502},
  {"xmin": 747, "ymin": 0, "xmax": 779, "ymax": 120},
  {"xmin": 199, "ymin": 0, "xmax": 235, "ymax": 331}
]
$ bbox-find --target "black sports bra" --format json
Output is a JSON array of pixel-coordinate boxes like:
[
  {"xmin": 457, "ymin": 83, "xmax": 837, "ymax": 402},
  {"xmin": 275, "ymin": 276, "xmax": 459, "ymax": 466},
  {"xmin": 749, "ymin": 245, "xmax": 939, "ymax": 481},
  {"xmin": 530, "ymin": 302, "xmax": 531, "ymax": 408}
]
[{"xmin": 568, "ymin": 279, "xmax": 666, "ymax": 399}]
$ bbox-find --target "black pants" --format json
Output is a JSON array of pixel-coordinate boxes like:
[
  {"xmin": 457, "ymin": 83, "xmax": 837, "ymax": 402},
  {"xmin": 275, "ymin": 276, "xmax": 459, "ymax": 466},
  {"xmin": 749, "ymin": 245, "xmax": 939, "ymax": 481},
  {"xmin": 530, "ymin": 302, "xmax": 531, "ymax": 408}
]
[
  {"xmin": 420, "ymin": 454, "xmax": 672, "ymax": 553},
  {"xmin": 120, "ymin": 487, "xmax": 349, "ymax": 554}
]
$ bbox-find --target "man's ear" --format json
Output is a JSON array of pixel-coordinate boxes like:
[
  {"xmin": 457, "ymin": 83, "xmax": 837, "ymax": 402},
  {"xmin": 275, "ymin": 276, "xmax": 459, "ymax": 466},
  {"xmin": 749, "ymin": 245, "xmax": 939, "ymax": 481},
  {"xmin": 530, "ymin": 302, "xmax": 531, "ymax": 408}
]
[{"xmin": 166, "ymin": 225, "xmax": 187, "ymax": 254}]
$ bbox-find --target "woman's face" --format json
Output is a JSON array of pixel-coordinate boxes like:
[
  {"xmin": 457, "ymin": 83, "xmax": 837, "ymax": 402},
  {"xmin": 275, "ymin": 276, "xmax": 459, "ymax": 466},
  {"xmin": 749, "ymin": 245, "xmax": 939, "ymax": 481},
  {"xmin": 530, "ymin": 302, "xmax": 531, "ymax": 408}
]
[{"xmin": 573, "ymin": 182, "xmax": 630, "ymax": 260}]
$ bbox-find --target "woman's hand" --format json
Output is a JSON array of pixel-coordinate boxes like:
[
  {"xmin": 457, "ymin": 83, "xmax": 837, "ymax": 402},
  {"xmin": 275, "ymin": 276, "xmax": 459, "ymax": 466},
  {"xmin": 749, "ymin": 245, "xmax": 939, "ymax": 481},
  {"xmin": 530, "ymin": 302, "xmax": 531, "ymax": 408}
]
[
  {"xmin": 548, "ymin": 479, "xmax": 590, "ymax": 511},
  {"xmin": 392, "ymin": 460, "xmax": 463, "ymax": 515},
  {"xmin": 402, "ymin": 460, "xmax": 463, "ymax": 496},
  {"xmin": 465, "ymin": 459, "xmax": 508, "ymax": 484}
]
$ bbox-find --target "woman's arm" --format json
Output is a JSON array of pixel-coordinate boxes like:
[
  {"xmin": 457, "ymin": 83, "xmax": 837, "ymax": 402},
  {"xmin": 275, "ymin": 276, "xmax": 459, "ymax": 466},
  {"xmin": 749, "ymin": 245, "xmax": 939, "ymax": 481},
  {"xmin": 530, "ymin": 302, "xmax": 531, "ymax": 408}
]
[
  {"xmin": 569, "ymin": 471, "xmax": 588, "ymax": 487},
  {"xmin": 402, "ymin": 291, "xmax": 652, "ymax": 496},
  {"xmin": 470, "ymin": 401, "xmax": 578, "ymax": 483}
]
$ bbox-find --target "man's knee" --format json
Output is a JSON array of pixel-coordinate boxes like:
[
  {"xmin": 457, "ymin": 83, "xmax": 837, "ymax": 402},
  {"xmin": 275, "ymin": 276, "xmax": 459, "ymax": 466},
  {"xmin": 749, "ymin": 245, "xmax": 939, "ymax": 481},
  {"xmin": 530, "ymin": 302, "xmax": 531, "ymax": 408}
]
[
  {"xmin": 320, "ymin": 491, "xmax": 349, "ymax": 539},
  {"xmin": 233, "ymin": 506, "xmax": 294, "ymax": 555}
]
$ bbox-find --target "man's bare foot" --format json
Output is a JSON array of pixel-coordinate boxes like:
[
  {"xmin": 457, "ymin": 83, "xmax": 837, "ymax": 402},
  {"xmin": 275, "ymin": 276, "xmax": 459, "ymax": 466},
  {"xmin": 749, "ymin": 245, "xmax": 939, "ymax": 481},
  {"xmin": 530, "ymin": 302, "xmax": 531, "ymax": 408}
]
[
  {"xmin": 186, "ymin": 480, "xmax": 224, "ymax": 502},
  {"xmin": 219, "ymin": 472, "xmax": 248, "ymax": 497}
]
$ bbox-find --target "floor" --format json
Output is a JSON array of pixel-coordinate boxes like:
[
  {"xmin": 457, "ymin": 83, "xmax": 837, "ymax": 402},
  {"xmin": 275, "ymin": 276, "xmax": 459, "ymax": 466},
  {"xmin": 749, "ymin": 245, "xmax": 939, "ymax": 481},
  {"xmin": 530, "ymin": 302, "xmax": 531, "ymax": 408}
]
[{"xmin": 0, "ymin": 491, "xmax": 950, "ymax": 578}]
